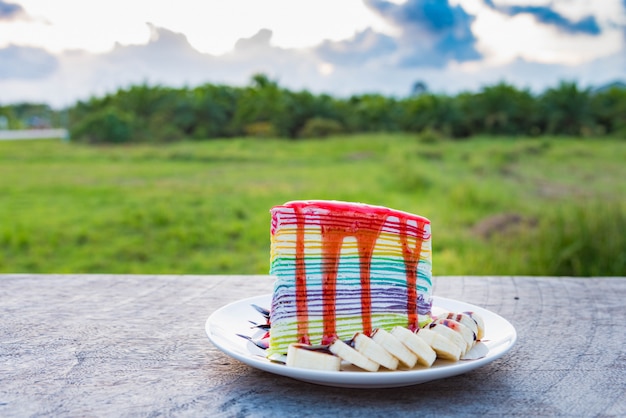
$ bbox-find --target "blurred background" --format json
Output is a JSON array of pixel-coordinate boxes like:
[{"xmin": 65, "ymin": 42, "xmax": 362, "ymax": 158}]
[{"xmin": 1, "ymin": 0, "xmax": 625, "ymax": 276}]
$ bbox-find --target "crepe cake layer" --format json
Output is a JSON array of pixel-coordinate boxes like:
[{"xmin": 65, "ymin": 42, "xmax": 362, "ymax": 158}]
[{"xmin": 268, "ymin": 200, "xmax": 432, "ymax": 356}]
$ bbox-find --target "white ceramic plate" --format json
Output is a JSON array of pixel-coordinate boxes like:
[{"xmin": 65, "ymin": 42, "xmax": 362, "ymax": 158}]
[{"xmin": 206, "ymin": 294, "xmax": 516, "ymax": 388}]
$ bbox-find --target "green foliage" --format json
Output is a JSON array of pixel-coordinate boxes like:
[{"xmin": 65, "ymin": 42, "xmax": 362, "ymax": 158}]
[
  {"xmin": 399, "ymin": 93, "xmax": 457, "ymax": 135},
  {"xmin": 4, "ymin": 76, "xmax": 626, "ymax": 142},
  {"xmin": 298, "ymin": 117, "xmax": 343, "ymax": 138},
  {"xmin": 590, "ymin": 85, "xmax": 626, "ymax": 137},
  {"xmin": 71, "ymin": 106, "xmax": 134, "ymax": 143},
  {"xmin": 0, "ymin": 106, "xmax": 16, "ymax": 129},
  {"xmin": 0, "ymin": 102, "xmax": 59, "ymax": 129},
  {"xmin": 461, "ymin": 83, "xmax": 538, "ymax": 136},
  {"xmin": 341, "ymin": 94, "xmax": 402, "ymax": 133},
  {"xmin": 539, "ymin": 81, "xmax": 594, "ymax": 136},
  {"xmin": 189, "ymin": 83, "xmax": 240, "ymax": 139},
  {"xmin": 231, "ymin": 74, "xmax": 285, "ymax": 137}
]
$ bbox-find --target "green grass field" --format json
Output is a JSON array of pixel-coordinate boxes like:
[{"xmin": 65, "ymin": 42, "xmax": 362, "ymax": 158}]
[{"xmin": 1, "ymin": 134, "xmax": 625, "ymax": 276}]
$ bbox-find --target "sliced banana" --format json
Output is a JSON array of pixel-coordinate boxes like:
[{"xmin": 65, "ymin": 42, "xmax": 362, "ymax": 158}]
[
  {"xmin": 443, "ymin": 312, "xmax": 478, "ymax": 339},
  {"xmin": 464, "ymin": 311, "xmax": 485, "ymax": 340},
  {"xmin": 390, "ymin": 326, "xmax": 436, "ymax": 367},
  {"xmin": 286, "ymin": 343, "xmax": 341, "ymax": 371},
  {"xmin": 415, "ymin": 327, "xmax": 462, "ymax": 361},
  {"xmin": 433, "ymin": 318, "xmax": 475, "ymax": 352},
  {"xmin": 371, "ymin": 328, "xmax": 418, "ymax": 368},
  {"xmin": 328, "ymin": 339, "xmax": 379, "ymax": 372},
  {"xmin": 353, "ymin": 333, "xmax": 399, "ymax": 370},
  {"xmin": 427, "ymin": 322, "xmax": 468, "ymax": 354}
]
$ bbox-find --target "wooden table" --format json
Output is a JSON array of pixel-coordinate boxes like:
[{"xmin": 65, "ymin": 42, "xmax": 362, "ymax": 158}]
[{"xmin": 1, "ymin": 275, "xmax": 624, "ymax": 417}]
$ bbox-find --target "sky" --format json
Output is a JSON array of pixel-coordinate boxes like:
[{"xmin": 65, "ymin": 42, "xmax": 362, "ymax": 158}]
[{"xmin": 0, "ymin": 0, "xmax": 625, "ymax": 108}]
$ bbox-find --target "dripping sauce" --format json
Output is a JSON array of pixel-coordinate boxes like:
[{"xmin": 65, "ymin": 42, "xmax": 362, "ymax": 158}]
[{"xmin": 284, "ymin": 201, "xmax": 430, "ymax": 345}]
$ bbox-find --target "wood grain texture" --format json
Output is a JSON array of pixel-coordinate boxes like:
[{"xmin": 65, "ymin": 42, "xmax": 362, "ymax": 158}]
[{"xmin": 1, "ymin": 275, "xmax": 624, "ymax": 417}]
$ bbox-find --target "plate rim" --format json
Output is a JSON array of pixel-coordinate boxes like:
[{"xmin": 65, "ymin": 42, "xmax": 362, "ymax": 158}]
[{"xmin": 206, "ymin": 294, "xmax": 517, "ymax": 388}]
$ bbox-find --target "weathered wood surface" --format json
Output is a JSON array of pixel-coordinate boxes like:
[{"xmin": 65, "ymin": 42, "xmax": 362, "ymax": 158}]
[{"xmin": 1, "ymin": 275, "xmax": 624, "ymax": 417}]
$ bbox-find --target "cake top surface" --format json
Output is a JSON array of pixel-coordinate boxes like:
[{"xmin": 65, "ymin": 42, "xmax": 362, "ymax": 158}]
[{"xmin": 273, "ymin": 200, "xmax": 431, "ymax": 224}]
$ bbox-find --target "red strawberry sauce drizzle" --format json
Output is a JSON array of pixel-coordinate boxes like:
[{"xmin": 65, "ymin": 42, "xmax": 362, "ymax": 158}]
[
  {"xmin": 293, "ymin": 206, "xmax": 310, "ymax": 345},
  {"xmin": 399, "ymin": 217, "xmax": 427, "ymax": 331},
  {"xmin": 282, "ymin": 201, "xmax": 430, "ymax": 345}
]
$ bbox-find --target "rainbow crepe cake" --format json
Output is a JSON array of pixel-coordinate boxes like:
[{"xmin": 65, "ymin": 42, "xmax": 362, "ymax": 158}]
[{"xmin": 268, "ymin": 200, "xmax": 432, "ymax": 356}]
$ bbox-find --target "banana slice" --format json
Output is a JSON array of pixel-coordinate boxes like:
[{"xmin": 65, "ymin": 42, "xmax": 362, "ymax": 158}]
[
  {"xmin": 428, "ymin": 322, "xmax": 468, "ymax": 354},
  {"xmin": 371, "ymin": 328, "xmax": 418, "ymax": 368},
  {"xmin": 390, "ymin": 326, "xmax": 437, "ymax": 367},
  {"xmin": 443, "ymin": 312, "xmax": 478, "ymax": 339},
  {"xmin": 329, "ymin": 339, "xmax": 379, "ymax": 372},
  {"xmin": 464, "ymin": 311, "xmax": 485, "ymax": 340},
  {"xmin": 286, "ymin": 343, "xmax": 341, "ymax": 371},
  {"xmin": 415, "ymin": 327, "xmax": 462, "ymax": 361},
  {"xmin": 433, "ymin": 318, "xmax": 475, "ymax": 352},
  {"xmin": 353, "ymin": 333, "xmax": 399, "ymax": 370}
]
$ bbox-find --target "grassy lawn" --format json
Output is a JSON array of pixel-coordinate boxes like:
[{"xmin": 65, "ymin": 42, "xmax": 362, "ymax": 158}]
[{"xmin": 1, "ymin": 134, "xmax": 625, "ymax": 276}]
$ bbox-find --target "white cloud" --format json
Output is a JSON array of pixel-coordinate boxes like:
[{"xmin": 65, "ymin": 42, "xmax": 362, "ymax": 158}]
[
  {"xmin": 473, "ymin": 7, "xmax": 624, "ymax": 65},
  {"xmin": 7, "ymin": 0, "xmax": 392, "ymax": 55},
  {"xmin": 0, "ymin": 0, "xmax": 624, "ymax": 107}
]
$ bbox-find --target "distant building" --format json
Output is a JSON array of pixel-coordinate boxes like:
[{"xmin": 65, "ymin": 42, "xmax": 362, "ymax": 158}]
[{"xmin": 26, "ymin": 115, "xmax": 52, "ymax": 129}]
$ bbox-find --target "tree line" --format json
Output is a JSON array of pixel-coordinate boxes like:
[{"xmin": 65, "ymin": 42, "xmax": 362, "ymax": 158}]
[{"xmin": 2, "ymin": 74, "xmax": 625, "ymax": 143}]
